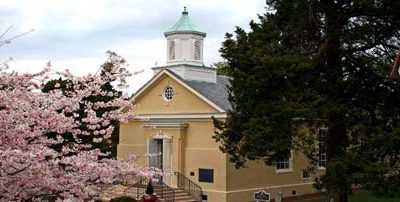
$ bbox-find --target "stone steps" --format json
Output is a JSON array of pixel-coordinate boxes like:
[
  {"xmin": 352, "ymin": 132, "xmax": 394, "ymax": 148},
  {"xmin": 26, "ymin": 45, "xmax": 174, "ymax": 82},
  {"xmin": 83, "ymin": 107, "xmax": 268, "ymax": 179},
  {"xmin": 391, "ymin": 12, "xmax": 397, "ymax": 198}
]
[
  {"xmin": 172, "ymin": 188, "xmax": 197, "ymax": 202},
  {"xmin": 153, "ymin": 187, "xmax": 197, "ymax": 202}
]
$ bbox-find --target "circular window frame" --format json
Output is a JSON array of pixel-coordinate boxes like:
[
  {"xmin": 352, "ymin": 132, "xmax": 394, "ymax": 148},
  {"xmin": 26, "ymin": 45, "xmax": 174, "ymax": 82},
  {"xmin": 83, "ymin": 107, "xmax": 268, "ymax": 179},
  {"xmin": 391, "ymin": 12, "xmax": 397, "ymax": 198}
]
[{"xmin": 163, "ymin": 86, "xmax": 175, "ymax": 101}]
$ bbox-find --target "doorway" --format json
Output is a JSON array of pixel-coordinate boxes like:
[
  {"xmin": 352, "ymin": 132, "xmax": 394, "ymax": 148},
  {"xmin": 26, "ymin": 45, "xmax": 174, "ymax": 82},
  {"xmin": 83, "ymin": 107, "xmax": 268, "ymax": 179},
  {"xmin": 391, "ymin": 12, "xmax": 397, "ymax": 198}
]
[{"xmin": 149, "ymin": 138, "xmax": 172, "ymax": 186}]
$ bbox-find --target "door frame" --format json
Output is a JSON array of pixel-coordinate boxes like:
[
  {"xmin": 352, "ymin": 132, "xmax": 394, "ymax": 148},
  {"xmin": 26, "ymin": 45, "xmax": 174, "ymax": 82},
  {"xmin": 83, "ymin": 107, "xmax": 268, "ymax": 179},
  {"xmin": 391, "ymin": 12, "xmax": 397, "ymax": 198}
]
[{"xmin": 147, "ymin": 132, "xmax": 173, "ymax": 186}]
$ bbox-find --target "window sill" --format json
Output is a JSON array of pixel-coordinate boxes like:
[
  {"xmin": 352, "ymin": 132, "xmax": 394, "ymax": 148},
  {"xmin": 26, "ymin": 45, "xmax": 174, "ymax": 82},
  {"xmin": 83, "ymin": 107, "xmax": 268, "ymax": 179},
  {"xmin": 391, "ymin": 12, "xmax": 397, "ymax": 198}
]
[
  {"xmin": 317, "ymin": 167, "xmax": 326, "ymax": 171},
  {"xmin": 276, "ymin": 169, "xmax": 293, "ymax": 174}
]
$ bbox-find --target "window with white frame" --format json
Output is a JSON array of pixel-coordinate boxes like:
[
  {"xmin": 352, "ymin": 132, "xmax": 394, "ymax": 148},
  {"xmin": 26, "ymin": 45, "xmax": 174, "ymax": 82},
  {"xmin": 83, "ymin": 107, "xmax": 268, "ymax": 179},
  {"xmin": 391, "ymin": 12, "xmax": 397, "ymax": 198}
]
[
  {"xmin": 276, "ymin": 153, "xmax": 291, "ymax": 171},
  {"xmin": 318, "ymin": 128, "xmax": 327, "ymax": 168},
  {"xmin": 163, "ymin": 86, "xmax": 175, "ymax": 101},
  {"xmin": 301, "ymin": 169, "xmax": 311, "ymax": 179}
]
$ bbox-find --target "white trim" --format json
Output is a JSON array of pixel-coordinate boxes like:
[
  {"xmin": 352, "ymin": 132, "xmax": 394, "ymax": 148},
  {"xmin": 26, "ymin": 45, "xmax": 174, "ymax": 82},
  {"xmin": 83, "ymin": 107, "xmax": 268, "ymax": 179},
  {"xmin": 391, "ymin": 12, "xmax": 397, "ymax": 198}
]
[
  {"xmin": 275, "ymin": 151, "xmax": 294, "ymax": 173},
  {"xmin": 151, "ymin": 132, "xmax": 174, "ymax": 140},
  {"xmin": 142, "ymin": 122, "xmax": 189, "ymax": 129},
  {"xmin": 146, "ymin": 138, "xmax": 151, "ymax": 167},
  {"xmin": 129, "ymin": 70, "xmax": 166, "ymax": 103},
  {"xmin": 185, "ymin": 148, "xmax": 220, "ymax": 151},
  {"xmin": 162, "ymin": 85, "xmax": 175, "ymax": 101},
  {"xmin": 129, "ymin": 70, "xmax": 225, "ymax": 113},
  {"xmin": 147, "ymin": 135, "xmax": 174, "ymax": 183},
  {"xmin": 318, "ymin": 127, "xmax": 327, "ymax": 169},
  {"xmin": 136, "ymin": 113, "xmax": 228, "ymax": 119},
  {"xmin": 201, "ymin": 182, "xmax": 315, "ymax": 194},
  {"xmin": 276, "ymin": 169, "xmax": 293, "ymax": 174},
  {"xmin": 164, "ymin": 70, "xmax": 224, "ymax": 112}
]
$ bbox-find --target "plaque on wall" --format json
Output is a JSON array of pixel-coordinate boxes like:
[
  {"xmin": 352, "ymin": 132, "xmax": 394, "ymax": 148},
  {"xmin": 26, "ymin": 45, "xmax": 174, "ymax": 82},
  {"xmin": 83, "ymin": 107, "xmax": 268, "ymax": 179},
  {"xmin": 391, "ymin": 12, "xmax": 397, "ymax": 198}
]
[
  {"xmin": 198, "ymin": 168, "xmax": 214, "ymax": 183},
  {"xmin": 254, "ymin": 190, "xmax": 270, "ymax": 202}
]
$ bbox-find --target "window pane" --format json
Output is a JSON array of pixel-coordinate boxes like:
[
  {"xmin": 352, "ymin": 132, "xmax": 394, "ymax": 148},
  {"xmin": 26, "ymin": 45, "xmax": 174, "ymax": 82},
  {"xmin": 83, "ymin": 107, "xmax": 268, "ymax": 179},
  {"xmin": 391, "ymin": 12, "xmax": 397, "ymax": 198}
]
[
  {"xmin": 318, "ymin": 128, "xmax": 327, "ymax": 168},
  {"xmin": 276, "ymin": 156, "xmax": 290, "ymax": 170}
]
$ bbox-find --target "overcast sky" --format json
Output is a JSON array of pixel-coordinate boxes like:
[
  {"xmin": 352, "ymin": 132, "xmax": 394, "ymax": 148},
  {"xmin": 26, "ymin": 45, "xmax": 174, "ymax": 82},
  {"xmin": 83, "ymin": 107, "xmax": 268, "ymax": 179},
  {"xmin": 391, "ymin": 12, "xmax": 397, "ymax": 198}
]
[{"xmin": 0, "ymin": 0, "xmax": 266, "ymax": 92}]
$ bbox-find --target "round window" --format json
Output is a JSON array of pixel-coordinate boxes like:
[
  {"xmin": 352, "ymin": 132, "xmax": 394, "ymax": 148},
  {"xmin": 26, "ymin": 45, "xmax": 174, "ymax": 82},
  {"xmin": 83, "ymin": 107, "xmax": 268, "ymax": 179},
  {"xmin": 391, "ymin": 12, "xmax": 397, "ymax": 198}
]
[{"xmin": 163, "ymin": 86, "xmax": 174, "ymax": 101}]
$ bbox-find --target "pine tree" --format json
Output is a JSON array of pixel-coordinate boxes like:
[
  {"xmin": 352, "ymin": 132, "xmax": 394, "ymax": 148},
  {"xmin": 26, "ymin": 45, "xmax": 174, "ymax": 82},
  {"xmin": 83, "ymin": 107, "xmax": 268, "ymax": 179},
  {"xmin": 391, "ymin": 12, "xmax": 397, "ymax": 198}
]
[{"xmin": 214, "ymin": 1, "xmax": 400, "ymax": 201}]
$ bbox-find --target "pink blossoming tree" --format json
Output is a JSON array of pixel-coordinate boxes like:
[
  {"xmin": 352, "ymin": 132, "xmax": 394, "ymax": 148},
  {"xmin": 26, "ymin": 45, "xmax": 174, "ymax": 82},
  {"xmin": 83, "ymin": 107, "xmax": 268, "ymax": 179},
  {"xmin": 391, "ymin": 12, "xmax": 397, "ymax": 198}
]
[{"xmin": 0, "ymin": 55, "xmax": 149, "ymax": 201}]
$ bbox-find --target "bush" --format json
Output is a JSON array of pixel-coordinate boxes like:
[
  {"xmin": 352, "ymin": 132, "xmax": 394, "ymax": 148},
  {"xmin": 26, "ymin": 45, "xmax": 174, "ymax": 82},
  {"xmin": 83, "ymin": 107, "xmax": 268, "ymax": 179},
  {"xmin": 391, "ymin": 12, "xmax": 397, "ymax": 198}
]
[
  {"xmin": 145, "ymin": 181, "xmax": 154, "ymax": 195},
  {"xmin": 110, "ymin": 196, "xmax": 137, "ymax": 202}
]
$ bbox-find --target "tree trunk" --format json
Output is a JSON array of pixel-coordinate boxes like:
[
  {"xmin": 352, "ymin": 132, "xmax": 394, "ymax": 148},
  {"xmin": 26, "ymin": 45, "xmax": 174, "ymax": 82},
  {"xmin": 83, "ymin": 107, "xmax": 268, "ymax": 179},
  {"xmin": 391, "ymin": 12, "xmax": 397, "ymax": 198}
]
[
  {"xmin": 326, "ymin": 123, "xmax": 349, "ymax": 202},
  {"xmin": 339, "ymin": 191, "xmax": 348, "ymax": 202},
  {"xmin": 390, "ymin": 47, "xmax": 400, "ymax": 78},
  {"xmin": 322, "ymin": 1, "xmax": 349, "ymax": 201}
]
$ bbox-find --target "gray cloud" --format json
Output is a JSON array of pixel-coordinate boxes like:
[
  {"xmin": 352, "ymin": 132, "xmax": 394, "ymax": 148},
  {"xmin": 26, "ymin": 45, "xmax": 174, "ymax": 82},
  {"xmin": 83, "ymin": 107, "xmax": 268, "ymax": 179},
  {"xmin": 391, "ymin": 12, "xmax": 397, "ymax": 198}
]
[{"xmin": 1, "ymin": 0, "xmax": 266, "ymax": 72}]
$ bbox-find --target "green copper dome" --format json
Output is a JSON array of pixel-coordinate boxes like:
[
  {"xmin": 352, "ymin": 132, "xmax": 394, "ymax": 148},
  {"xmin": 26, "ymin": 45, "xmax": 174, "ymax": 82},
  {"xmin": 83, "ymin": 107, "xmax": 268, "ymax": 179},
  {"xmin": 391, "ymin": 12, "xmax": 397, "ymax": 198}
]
[{"xmin": 164, "ymin": 7, "xmax": 206, "ymax": 37}]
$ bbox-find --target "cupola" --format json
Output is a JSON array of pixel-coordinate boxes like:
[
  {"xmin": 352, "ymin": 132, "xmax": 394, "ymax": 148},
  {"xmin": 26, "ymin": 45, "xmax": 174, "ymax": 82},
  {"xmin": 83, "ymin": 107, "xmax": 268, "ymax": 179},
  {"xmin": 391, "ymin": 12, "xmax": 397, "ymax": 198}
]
[
  {"xmin": 153, "ymin": 7, "xmax": 216, "ymax": 83},
  {"xmin": 164, "ymin": 7, "xmax": 206, "ymax": 66}
]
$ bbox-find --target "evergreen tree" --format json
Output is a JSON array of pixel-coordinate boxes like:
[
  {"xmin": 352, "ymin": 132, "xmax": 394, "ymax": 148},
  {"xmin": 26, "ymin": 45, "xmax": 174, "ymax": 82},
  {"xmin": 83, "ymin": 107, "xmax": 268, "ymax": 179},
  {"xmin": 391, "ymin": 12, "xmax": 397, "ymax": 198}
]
[
  {"xmin": 42, "ymin": 51, "xmax": 128, "ymax": 158},
  {"xmin": 213, "ymin": 1, "xmax": 400, "ymax": 201},
  {"xmin": 214, "ymin": 61, "xmax": 232, "ymax": 76}
]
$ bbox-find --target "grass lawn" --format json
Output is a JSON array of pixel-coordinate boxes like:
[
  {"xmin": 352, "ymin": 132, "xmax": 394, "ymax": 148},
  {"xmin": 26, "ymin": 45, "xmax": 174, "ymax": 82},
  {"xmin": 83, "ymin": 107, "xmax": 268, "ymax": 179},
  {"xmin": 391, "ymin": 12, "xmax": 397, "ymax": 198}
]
[{"xmin": 302, "ymin": 192, "xmax": 400, "ymax": 202}]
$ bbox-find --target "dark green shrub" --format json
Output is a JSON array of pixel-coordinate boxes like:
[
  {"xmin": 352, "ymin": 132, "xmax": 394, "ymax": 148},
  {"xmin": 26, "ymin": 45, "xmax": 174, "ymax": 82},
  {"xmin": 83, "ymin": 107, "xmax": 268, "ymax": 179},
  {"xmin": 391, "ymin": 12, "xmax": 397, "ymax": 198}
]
[
  {"xmin": 145, "ymin": 181, "xmax": 154, "ymax": 195},
  {"xmin": 110, "ymin": 196, "xmax": 137, "ymax": 202}
]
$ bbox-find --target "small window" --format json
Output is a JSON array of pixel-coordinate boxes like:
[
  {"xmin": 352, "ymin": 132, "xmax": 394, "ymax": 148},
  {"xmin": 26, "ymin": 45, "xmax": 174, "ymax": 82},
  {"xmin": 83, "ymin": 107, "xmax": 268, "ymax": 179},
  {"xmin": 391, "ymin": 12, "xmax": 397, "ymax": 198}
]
[
  {"xmin": 302, "ymin": 169, "xmax": 311, "ymax": 179},
  {"xmin": 276, "ymin": 155, "xmax": 290, "ymax": 170},
  {"xmin": 199, "ymin": 168, "xmax": 213, "ymax": 183},
  {"xmin": 163, "ymin": 86, "xmax": 174, "ymax": 101},
  {"xmin": 201, "ymin": 195, "xmax": 208, "ymax": 201}
]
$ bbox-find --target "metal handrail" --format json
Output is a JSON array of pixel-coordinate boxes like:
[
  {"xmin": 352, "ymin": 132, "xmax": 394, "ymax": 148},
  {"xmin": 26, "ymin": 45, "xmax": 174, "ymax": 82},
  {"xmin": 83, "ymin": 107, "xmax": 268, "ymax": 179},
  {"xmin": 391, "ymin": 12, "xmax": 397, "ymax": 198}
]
[
  {"xmin": 174, "ymin": 172, "xmax": 203, "ymax": 202},
  {"xmin": 123, "ymin": 178, "xmax": 175, "ymax": 202},
  {"xmin": 123, "ymin": 178, "xmax": 144, "ymax": 201}
]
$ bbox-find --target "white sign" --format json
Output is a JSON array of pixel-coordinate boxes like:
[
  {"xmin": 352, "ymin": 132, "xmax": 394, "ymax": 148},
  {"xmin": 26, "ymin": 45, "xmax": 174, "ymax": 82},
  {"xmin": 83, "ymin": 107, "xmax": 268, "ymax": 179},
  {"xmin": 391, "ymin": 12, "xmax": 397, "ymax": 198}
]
[{"xmin": 254, "ymin": 190, "xmax": 270, "ymax": 202}]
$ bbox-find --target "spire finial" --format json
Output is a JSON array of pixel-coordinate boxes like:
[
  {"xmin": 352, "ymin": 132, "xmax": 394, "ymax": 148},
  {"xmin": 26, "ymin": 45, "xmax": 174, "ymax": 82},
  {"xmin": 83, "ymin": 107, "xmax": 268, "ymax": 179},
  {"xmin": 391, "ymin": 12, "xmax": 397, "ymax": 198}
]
[{"xmin": 182, "ymin": 6, "xmax": 188, "ymax": 14}]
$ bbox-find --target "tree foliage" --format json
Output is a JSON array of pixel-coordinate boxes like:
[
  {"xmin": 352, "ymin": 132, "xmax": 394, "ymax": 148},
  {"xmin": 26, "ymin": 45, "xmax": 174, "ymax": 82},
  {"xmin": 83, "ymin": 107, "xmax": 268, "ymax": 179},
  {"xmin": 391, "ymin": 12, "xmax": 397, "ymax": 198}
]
[
  {"xmin": 214, "ymin": 0, "xmax": 400, "ymax": 201},
  {"xmin": 0, "ymin": 55, "xmax": 150, "ymax": 201},
  {"xmin": 42, "ymin": 51, "xmax": 127, "ymax": 158},
  {"xmin": 214, "ymin": 61, "xmax": 232, "ymax": 76}
]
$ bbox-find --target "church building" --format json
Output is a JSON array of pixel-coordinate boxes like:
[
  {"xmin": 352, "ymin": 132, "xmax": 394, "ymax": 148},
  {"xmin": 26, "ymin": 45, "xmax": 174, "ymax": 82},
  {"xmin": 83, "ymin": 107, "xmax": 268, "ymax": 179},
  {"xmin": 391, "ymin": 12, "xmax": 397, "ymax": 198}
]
[{"xmin": 118, "ymin": 7, "xmax": 324, "ymax": 202}]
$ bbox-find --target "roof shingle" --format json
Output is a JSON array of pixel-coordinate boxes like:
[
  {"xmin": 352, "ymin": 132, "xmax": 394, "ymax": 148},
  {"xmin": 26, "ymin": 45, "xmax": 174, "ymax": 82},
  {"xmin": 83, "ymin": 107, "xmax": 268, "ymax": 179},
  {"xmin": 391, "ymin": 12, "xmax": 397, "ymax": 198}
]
[{"xmin": 167, "ymin": 70, "xmax": 232, "ymax": 111}]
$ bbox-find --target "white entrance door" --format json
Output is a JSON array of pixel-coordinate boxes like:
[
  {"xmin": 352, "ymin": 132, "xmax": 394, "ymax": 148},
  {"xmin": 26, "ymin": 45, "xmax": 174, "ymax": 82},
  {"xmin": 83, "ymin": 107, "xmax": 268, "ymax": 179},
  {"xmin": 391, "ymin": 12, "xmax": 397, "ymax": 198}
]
[
  {"xmin": 149, "ymin": 138, "xmax": 172, "ymax": 186},
  {"xmin": 149, "ymin": 139, "xmax": 163, "ymax": 169}
]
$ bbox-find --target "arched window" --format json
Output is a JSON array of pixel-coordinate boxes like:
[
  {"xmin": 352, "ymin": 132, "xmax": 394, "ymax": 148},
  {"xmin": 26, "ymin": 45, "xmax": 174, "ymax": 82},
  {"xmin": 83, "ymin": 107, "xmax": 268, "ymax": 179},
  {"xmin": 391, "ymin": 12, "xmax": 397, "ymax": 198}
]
[
  {"xmin": 169, "ymin": 41, "xmax": 175, "ymax": 60},
  {"xmin": 194, "ymin": 40, "xmax": 201, "ymax": 60}
]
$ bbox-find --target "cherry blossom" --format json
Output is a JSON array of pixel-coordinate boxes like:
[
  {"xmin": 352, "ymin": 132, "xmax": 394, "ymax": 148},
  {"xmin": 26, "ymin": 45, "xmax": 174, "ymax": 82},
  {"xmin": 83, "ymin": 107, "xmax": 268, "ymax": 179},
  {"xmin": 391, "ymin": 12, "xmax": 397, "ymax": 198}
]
[{"xmin": 0, "ymin": 57, "xmax": 149, "ymax": 201}]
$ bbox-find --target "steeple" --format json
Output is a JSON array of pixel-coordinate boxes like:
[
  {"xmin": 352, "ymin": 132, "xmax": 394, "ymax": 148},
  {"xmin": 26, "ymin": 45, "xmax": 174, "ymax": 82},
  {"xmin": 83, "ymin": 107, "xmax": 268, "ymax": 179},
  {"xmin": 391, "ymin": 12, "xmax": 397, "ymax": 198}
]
[
  {"xmin": 154, "ymin": 7, "xmax": 216, "ymax": 83},
  {"xmin": 164, "ymin": 7, "xmax": 206, "ymax": 66}
]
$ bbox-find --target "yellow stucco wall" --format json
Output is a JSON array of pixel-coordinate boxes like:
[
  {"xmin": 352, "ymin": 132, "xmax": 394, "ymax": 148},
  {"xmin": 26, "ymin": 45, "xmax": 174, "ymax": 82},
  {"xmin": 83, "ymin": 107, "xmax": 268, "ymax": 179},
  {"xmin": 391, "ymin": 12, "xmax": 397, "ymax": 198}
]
[
  {"xmin": 225, "ymin": 152, "xmax": 324, "ymax": 202},
  {"xmin": 182, "ymin": 120, "xmax": 227, "ymax": 191},
  {"xmin": 118, "ymin": 121, "xmax": 147, "ymax": 166},
  {"xmin": 119, "ymin": 118, "xmax": 322, "ymax": 201},
  {"xmin": 118, "ymin": 72, "xmax": 323, "ymax": 202},
  {"xmin": 119, "ymin": 118, "xmax": 228, "ymax": 201},
  {"xmin": 131, "ymin": 74, "xmax": 218, "ymax": 115}
]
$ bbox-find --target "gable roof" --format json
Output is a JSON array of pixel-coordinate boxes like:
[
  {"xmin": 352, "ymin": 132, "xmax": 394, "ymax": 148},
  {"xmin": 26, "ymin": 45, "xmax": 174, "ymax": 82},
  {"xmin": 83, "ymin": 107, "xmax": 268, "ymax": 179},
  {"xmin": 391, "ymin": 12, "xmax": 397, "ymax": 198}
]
[
  {"xmin": 131, "ymin": 69, "xmax": 231, "ymax": 112},
  {"xmin": 168, "ymin": 70, "xmax": 232, "ymax": 111}
]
